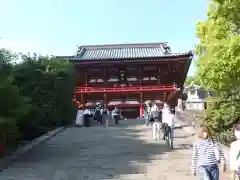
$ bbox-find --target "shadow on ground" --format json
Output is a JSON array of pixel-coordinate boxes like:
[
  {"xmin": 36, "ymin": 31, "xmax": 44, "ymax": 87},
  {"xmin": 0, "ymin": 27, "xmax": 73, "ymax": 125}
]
[{"xmin": 0, "ymin": 119, "xmax": 191, "ymax": 180}]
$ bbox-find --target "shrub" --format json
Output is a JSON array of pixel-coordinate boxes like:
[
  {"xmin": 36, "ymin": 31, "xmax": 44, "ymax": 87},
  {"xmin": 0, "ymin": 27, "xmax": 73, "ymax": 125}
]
[
  {"xmin": 0, "ymin": 51, "xmax": 76, "ymax": 156},
  {"xmin": 202, "ymin": 97, "xmax": 240, "ymax": 146}
]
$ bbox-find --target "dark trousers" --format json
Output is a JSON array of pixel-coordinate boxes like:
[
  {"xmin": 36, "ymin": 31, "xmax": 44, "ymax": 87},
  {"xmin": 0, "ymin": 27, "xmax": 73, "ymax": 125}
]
[
  {"xmin": 96, "ymin": 116, "xmax": 102, "ymax": 124},
  {"xmin": 83, "ymin": 114, "xmax": 91, "ymax": 127},
  {"xmin": 113, "ymin": 115, "xmax": 120, "ymax": 125}
]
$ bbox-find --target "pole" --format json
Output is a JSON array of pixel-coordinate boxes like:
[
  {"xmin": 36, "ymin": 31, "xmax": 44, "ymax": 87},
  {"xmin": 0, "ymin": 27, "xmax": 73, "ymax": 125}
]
[{"xmin": 139, "ymin": 93, "xmax": 143, "ymax": 118}]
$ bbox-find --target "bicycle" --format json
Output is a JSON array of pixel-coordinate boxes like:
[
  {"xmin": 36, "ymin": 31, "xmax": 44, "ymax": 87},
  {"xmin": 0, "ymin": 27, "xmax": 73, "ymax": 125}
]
[{"xmin": 162, "ymin": 123, "xmax": 173, "ymax": 149}]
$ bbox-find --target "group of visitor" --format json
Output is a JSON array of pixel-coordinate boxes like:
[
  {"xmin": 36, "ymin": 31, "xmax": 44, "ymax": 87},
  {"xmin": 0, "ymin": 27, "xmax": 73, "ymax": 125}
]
[
  {"xmin": 191, "ymin": 123, "xmax": 240, "ymax": 180},
  {"xmin": 146, "ymin": 101, "xmax": 240, "ymax": 180},
  {"xmin": 146, "ymin": 102, "xmax": 176, "ymax": 143},
  {"xmin": 75, "ymin": 103, "xmax": 122, "ymax": 127},
  {"xmin": 75, "ymin": 101, "xmax": 240, "ymax": 180}
]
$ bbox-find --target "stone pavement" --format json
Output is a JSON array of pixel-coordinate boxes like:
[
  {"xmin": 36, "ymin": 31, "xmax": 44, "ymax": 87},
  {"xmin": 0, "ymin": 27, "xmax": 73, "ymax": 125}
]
[{"xmin": 0, "ymin": 120, "xmax": 231, "ymax": 180}]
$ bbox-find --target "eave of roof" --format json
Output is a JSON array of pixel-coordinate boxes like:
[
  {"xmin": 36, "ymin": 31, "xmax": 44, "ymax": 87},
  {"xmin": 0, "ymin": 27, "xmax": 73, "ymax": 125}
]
[
  {"xmin": 71, "ymin": 42, "xmax": 193, "ymax": 61},
  {"xmin": 54, "ymin": 42, "xmax": 193, "ymax": 64}
]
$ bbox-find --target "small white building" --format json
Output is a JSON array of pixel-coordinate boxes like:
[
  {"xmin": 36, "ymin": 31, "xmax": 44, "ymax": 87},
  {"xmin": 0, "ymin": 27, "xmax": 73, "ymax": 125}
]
[{"xmin": 184, "ymin": 84, "xmax": 216, "ymax": 111}]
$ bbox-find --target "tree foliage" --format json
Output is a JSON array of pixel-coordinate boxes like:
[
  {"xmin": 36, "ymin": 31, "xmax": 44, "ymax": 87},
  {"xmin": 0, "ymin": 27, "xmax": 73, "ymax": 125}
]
[
  {"xmin": 0, "ymin": 50, "xmax": 32, "ymax": 153},
  {"xmin": 184, "ymin": 76, "xmax": 201, "ymax": 86},
  {"xmin": 204, "ymin": 96, "xmax": 240, "ymax": 145},
  {"xmin": 196, "ymin": 0, "xmax": 240, "ymax": 145},
  {"xmin": 12, "ymin": 57, "xmax": 76, "ymax": 140},
  {"xmin": 0, "ymin": 50, "xmax": 76, "ymax": 155},
  {"xmin": 195, "ymin": 0, "xmax": 240, "ymax": 92}
]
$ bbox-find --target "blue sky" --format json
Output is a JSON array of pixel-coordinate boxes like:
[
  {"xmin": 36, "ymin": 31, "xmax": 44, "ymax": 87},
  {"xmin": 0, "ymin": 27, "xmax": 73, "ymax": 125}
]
[{"xmin": 0, "ymin": 0, "xmax": 208, "ymax": 76}]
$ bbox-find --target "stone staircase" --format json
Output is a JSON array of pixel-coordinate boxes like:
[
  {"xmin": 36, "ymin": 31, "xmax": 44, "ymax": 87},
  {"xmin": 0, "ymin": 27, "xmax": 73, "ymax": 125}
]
[{"xmin": 177, "ymin": 110, "xmax": 204, "ymax": 127}]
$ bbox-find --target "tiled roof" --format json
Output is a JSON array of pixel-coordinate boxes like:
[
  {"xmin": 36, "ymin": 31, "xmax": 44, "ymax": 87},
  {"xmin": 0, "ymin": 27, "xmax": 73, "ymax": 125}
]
[{"xmin": 71, "ymin": 43, "xmax": 192, "ymax": 61}]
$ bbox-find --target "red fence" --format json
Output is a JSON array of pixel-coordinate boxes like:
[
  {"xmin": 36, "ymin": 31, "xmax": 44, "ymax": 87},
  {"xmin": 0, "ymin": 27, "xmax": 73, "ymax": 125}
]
[{"xmin": 75, "ymin": 85, "xmax": 176, "ymax": 94}]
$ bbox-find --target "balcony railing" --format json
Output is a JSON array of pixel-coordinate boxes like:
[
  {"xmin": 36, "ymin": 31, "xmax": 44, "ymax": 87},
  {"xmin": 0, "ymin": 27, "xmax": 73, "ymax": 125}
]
[{"xmin": 75, "ymin": 85, "xmax": 177, "ymax": 93}]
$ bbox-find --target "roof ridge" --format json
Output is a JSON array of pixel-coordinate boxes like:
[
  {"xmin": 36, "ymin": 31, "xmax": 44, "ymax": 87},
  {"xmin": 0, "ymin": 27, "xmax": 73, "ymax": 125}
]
[{"xmin": 78, "ymin": 42, "xmax": 168, "ymax": 49}]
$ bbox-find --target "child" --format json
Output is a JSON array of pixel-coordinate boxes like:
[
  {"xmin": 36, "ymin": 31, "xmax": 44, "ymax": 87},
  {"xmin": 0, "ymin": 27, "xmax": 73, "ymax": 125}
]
[
  {"xmin": 230, "ymin": 124, "xmax": 240, "ymax": 180},
  {"xmin": 191, "ymin": 124, "xmax": 226, "ymax": 180}
]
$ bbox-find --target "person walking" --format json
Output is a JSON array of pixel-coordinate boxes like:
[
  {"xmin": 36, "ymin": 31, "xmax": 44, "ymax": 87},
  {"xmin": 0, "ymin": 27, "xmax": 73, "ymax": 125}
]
[
  {"xmin": 191, "ymin": 124, "xmax": 226, "ymax": 180},
  {"xmin": 146, "ymin": 103, "xmax": 152, "ymax": 125},
  {"xmin": 161, "ymin": 109, "xmax": 176, "ymax": 147},
  {"xmin": 102, "ymin": 108, "xmax": 111, "ymax": 127},
  {"xmin": 230, "ymin": 124, "xmax": 240, "ymax": 180},
  {"xmin": 75, "ymin": 106, "xmax": 84, "ymax": 126},
  {"xmin": 94, "ymin": 106, "xmax": 102, "ymax": 125},
  {"xmin": 162, "ymin": 103, "xmax": 170, "ymax": 116},
  {"xmin": 149, "ymin": 103, "xmax": 157, "ymax": 125},
  {"xmin": 83, "ymin": 108, "xmax": 91, "ymax": 127},
  {"xmin": 112, "ymin": 107, "xmax": 120, "ymax": 125},
  {"xmin": 152, "ymin": 107, "xmax": 162, "ymax": 140}
]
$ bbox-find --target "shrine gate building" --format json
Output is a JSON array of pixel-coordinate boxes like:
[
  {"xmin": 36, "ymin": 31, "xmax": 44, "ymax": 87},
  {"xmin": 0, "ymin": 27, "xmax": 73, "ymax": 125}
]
[{"xmin": 57, "ymin": 42, "xmax": 193, "ymax": 118}]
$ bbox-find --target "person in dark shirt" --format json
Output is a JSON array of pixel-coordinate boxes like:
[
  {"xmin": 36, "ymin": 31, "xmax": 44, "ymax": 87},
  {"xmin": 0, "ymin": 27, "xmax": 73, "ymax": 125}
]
[{"xmin": 94, "ymin": 106, "xmax": 102, "ymax": 125}]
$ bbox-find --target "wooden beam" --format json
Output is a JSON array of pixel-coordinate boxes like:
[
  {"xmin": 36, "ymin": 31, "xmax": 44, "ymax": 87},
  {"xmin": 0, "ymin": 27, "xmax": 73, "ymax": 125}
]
[{"xmin": 75, "ymin": 85, "xmax": 176, "ymax": 94}]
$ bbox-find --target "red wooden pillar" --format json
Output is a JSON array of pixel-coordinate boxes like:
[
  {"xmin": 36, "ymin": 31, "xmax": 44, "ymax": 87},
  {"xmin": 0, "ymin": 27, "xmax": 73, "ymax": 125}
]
[
  {"xmin": 164, "ymin": 92, "xmax": 166, "ymax": 102},
  {"xmin": 140, "ymin": 105, "xmax": 143, "ymax": 118},
  {"xmin": 139, "ymin": 92, "xmax": 143, "ymax": 118},
  {"xmin": 139, "ymin": 67, "xmax": 142, "ymax": 85},
  {"xmin": 80, "ymin": 94, "xmax": 84, "ymax": 107},
  {"xmin": 157, "ymin": 67, "xmax": 161, "ymax": 84},
  {"xmin": 104, "ymin": 68, "xmax": 108, "ymax": 86},
  {"xmin": 104, "ymin": 93, "xmax": 107, "ymax": 108}
]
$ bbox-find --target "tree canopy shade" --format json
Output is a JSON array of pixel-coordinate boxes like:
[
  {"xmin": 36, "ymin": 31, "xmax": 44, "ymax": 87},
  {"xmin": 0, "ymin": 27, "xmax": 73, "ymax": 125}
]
[{"xmin": 195, "ymin": 0, "xmax": 240, "ymax": 93}]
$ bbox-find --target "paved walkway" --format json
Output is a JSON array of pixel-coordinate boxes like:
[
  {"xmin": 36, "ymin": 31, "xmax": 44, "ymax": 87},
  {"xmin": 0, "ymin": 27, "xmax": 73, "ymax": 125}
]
[{"xmin": 0, "ymin": 120, "xmax": 231, "ymax": 180}]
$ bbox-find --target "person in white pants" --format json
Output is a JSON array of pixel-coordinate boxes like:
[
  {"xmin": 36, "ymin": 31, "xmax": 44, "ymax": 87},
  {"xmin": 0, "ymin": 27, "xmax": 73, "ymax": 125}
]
[
  {"xmin": 152, "ymin": 120, "xmax": 161, "ymax": 140},
  {"xmin": 151, "ymin": 104, "xmax": 161, "ymax": 140}
]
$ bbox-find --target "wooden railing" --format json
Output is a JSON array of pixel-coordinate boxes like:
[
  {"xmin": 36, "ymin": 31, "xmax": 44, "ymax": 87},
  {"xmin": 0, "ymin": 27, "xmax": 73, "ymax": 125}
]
[{"xmin": 75, "ymin": 85, "xmax": 177, "ymax": 93}]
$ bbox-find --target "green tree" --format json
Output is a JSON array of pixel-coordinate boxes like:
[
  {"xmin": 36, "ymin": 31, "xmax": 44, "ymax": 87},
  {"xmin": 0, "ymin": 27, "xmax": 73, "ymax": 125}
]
[
  {"xmin": 0, "ymin": 49, "xmax": 76, "ymax": 156},
  {"xmin": 0, "ymin": 49, "xmax": 31, "ymax": 155},
  {"xmin": 184, "ymin": 76, "xmax": 201, "ymax": 86},
  {"xmin": 195, "ymin": 0, "xmax": 240, "ymax": 145},
  {"xmin": 0, "ymin": 48, "xmax": 17, "ymax": 65},
  {"xmin": 13, "ymin": 56, "xmax": 76, "ymax": 140},
  {"xmin": 195, "ymin": 0, "xmax": 240, "ymax": 93}
]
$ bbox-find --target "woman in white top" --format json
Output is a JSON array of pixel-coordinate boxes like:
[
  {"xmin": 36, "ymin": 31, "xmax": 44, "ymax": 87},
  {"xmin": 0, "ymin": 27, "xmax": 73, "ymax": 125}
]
[
  {"xmin": 75, "ymin": 103, "xmax": 84, "ymax": 126},
  {"xmin": 112, "ymin": 107, "xmax": 120, "ymax": 125},
  {"xmin": 162, "ymin": 103, "xmax": 170, "ymax": 116},
  {"xmin": 161, "ymin": 109, "xmax": 176, "ymax": 146},
  {"xmin": 230, "ymin": 124, "xmax": 240, "ymax": 180},
  {"xmin": 151, "ymin": 103, "xmax": 160, "ymax": 140}
]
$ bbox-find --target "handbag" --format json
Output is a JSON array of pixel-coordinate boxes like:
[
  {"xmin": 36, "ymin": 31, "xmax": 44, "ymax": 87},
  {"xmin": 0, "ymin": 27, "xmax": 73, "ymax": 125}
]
[{"xmin": 212, "ymin": 140, "xmax": 220, "ymax": 162}]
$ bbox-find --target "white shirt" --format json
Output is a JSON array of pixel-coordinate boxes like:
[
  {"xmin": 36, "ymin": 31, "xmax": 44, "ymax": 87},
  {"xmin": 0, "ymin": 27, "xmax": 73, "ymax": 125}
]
[
  {"xmin": 76, "ymin": 110, "xmax": 84, "ymax": 125},
  {"xmin": 162, "ymin": 107, "xmax": 170, "ymax": 115},
  {"xmin": 147, "ymin": 106, "xmax": 151, "ymax": 113},
  {"xmin": 151, "ymin": 105, "xmax": 158, "ymax": 112},
  {"xmin": 83, "ymin": 109, "xmax": 91, "ymax": 115},
  {"xmin": 230, "ymin": 140, "xmax": 240, "ymax": 171},
  {"xmin": 162, "ymin": 112, "xmax": 176, "ymax": 127},
  {"xmin": 112, "ymin": 108, "xmax": 119, "ymax": 116}
]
